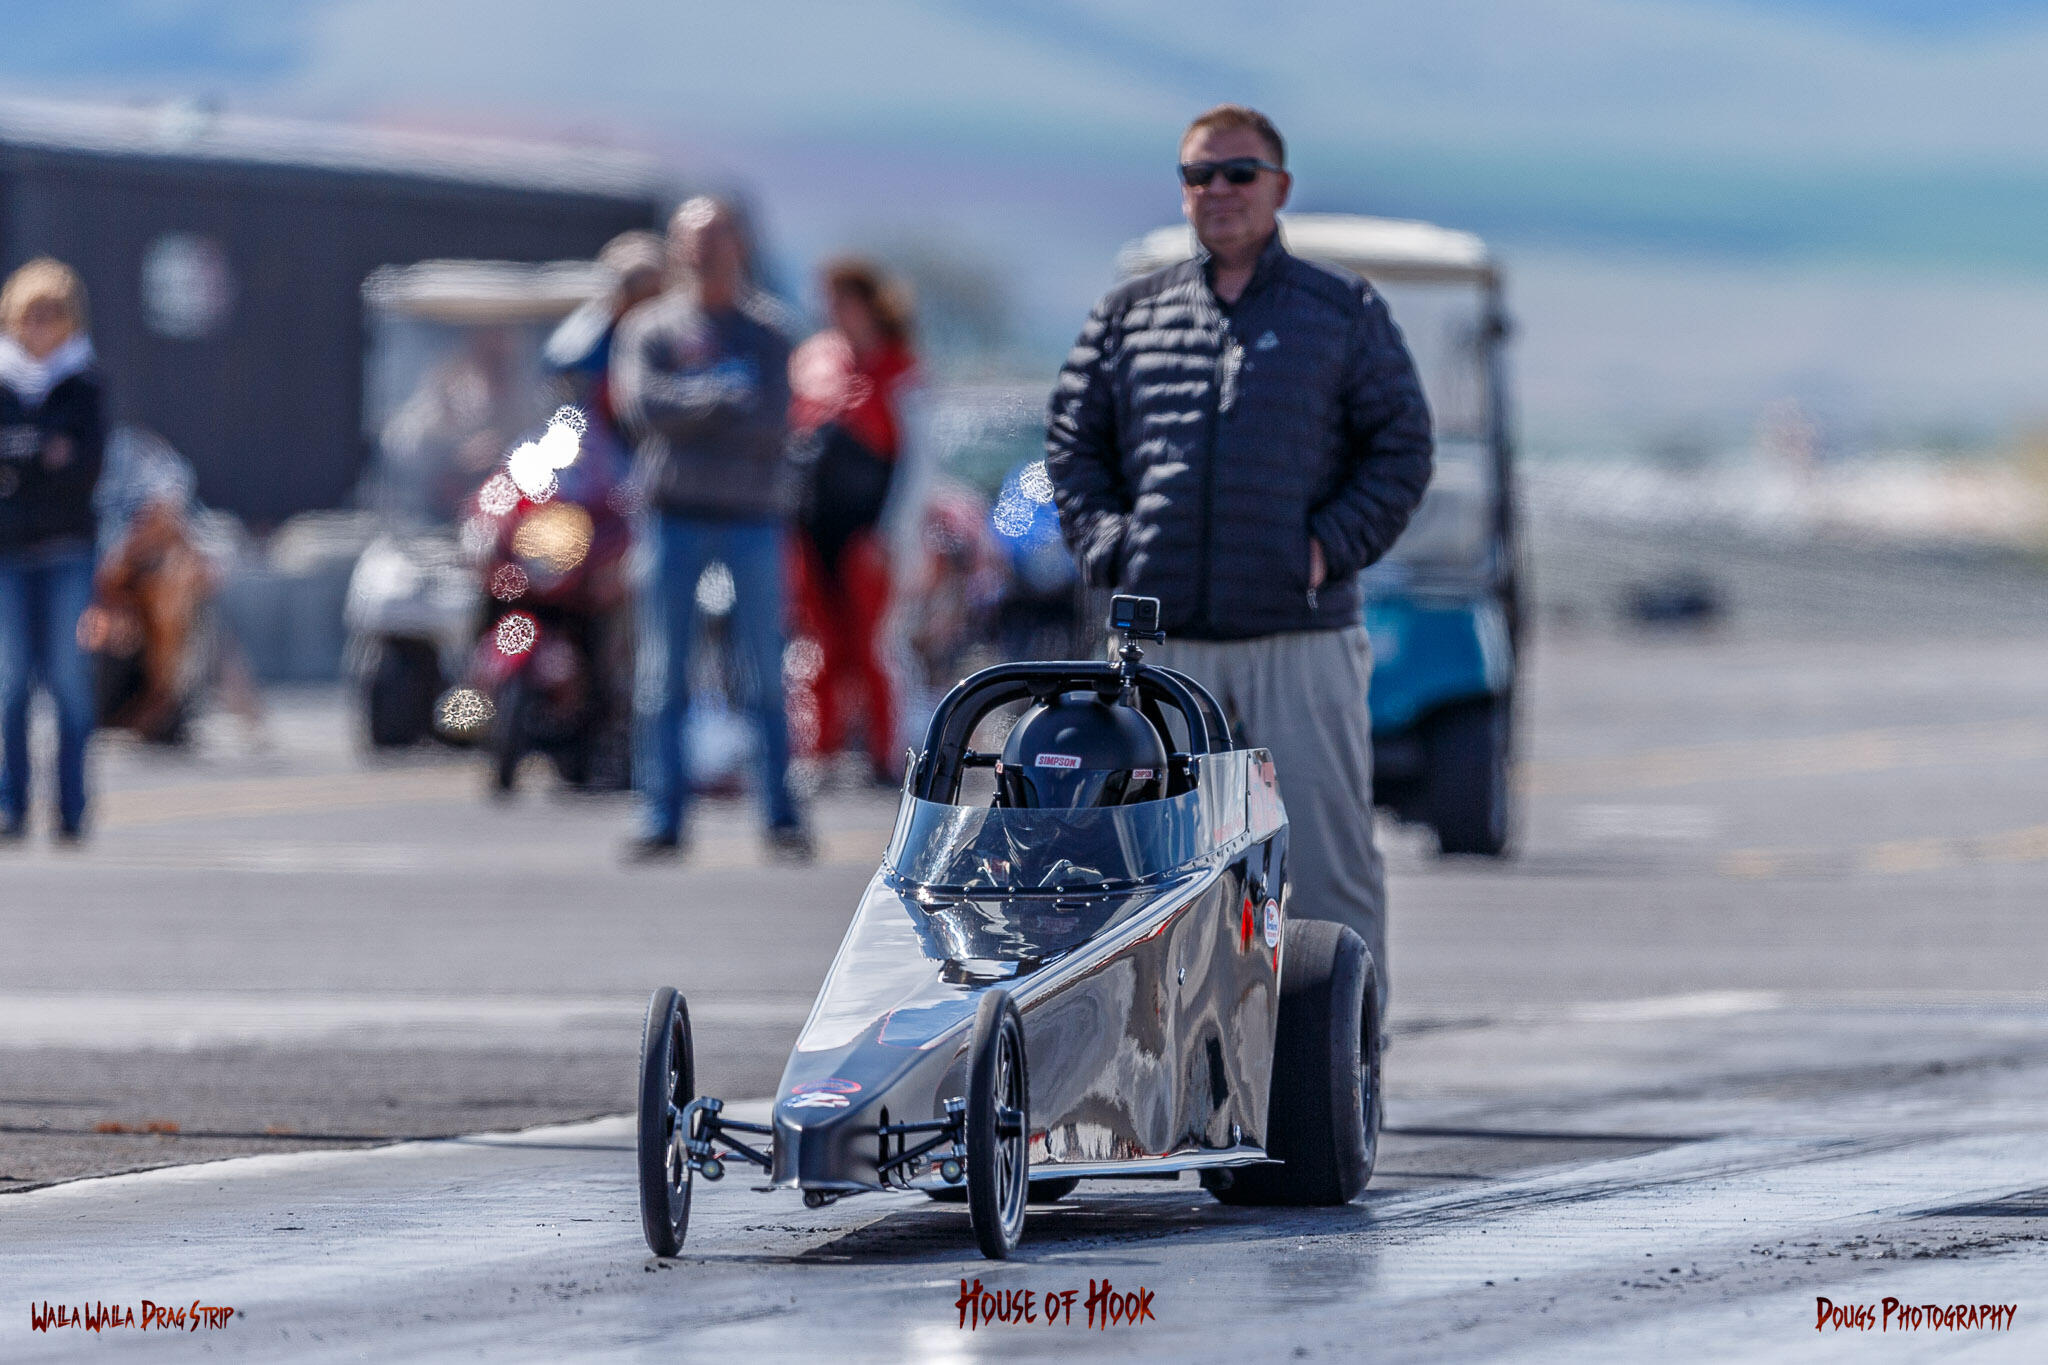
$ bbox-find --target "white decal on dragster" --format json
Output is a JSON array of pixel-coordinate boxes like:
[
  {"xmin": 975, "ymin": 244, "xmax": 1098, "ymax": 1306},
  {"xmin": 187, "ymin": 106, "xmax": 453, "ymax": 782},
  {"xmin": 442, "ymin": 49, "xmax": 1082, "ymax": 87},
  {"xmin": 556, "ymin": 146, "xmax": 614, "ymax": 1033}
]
[{"xmin": 785, "ymin": 1092, "xmax": 851, "ymax": 1109}]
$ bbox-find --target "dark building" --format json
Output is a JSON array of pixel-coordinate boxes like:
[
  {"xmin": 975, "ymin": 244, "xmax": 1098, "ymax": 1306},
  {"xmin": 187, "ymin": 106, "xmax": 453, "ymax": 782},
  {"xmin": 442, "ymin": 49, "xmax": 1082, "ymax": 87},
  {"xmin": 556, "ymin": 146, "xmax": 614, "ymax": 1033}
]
[{"xmin": 0, "ymin": 98, "xmax": 669, "ymax": 527}]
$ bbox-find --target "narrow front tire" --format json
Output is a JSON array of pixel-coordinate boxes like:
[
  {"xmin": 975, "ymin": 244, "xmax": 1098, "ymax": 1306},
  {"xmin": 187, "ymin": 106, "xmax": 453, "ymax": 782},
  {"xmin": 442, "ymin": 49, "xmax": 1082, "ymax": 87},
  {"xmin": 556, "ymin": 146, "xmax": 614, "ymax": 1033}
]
[
  {"xmin": 636, "ymin": 987, "xmax": 695, "ymax": 1256},
  {"xmin": 965, "ymin": 990, "xmax": 1029, "ymax": 1258}
]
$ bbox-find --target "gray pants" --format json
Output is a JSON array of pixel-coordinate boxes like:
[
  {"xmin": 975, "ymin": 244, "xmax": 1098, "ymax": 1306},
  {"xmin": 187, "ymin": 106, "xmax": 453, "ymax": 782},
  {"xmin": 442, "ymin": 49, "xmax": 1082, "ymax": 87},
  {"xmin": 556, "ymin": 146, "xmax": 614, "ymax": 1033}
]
[{"xmin": 1145, "ymin": 625, "xmax": 1388, "ymax": 1013}]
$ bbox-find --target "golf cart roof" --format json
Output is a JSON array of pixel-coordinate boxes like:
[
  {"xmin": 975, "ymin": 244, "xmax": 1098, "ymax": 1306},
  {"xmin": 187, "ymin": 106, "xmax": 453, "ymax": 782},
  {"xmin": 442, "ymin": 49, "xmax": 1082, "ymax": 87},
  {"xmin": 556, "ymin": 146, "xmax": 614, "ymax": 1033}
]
[
  {"xmin": 361, "ymin": 260, "xmax": 612, "ymax": 325},
  {"xmin": 1118, "ymin": 212, "xmax": 1497, "ymax": 287}
]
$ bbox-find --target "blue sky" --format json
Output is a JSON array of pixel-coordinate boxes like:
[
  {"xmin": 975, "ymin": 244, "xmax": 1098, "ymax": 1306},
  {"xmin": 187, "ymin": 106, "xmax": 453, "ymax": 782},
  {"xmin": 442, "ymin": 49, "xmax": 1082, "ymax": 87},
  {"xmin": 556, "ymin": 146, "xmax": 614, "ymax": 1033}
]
[{"xmin": 7, "ymin": 0, "xmax": 2048, "ymax": 447}]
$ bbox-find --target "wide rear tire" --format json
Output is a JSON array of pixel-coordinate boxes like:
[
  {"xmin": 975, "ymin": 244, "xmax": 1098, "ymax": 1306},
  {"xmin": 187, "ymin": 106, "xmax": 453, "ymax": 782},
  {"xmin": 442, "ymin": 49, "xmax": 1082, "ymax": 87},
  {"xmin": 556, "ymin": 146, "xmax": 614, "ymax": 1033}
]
[
  {"xmin": 636, "ymin": 987, "xmax": 695, "ymax": 1256},
  {"xmin": 965, "ymin": 990, "xmax": 1029, "ymax": 1259},
  {"xmin": 1214, "ymin": 919, "xmax": 1380, "ymax": 1206}
]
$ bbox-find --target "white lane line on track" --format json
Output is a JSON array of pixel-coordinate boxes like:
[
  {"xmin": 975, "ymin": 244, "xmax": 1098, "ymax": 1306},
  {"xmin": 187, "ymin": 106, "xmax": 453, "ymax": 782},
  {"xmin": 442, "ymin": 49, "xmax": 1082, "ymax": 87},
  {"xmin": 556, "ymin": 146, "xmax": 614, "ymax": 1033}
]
[
  {"xmin": 0, "ymin": 990, "xmax": 813, "ymax": 1049},
  {"xmin": 1520, "ymin": 717, "xmax": 2048, "ymax": 798},
  {"xmin": 4, "ymin": 828, "xmax": 893, "ymax": 872},
  {"xmin": 0, "ymin": 988, "xmax": 1794, "ymax": 1052}
]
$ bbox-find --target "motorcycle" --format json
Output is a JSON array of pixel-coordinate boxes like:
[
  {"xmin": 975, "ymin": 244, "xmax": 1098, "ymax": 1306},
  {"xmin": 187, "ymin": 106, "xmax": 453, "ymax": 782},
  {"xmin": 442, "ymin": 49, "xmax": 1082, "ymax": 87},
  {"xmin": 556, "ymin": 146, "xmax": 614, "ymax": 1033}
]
[{"xmin": 450, "ymin": 409, "xmax": 633, "ymax": 794}]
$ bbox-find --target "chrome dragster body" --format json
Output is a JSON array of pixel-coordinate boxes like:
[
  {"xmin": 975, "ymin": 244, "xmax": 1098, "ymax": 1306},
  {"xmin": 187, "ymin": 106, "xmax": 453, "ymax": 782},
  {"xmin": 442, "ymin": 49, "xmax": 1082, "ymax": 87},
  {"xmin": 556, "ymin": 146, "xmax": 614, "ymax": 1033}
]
[
  {"xmin": 774, "ymin": 737, "xmax": 1288, "ymax": 1192},
  {"xmin": 637, "ymin": 595, "xmax": 1379, "ymax": 1260}
]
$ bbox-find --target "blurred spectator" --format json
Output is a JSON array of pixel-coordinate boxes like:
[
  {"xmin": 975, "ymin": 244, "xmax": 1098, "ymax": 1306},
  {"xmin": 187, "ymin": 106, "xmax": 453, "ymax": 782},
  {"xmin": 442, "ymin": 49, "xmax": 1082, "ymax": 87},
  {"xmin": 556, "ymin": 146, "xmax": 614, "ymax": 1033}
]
[
  {"xmin": 380, "ymin": 323, "xmax": 549, "ymax": 523},
  {"xmin": 0, "ymin": 257, "xmax": 105, "ymax": 843},
  {"xmin": 788, "ymin": 258, "xmax": 920, "ymax": 784},
  {"xmin": 545, "ymin": 229, "xmax": 667, "ymax": 446},
  {"xmin": 613, "ymin": 197, "xmax": 811, "ymax": 861},
  {"xmin": 80, "ymin": 497, "xmax": 213, "ymax": 745},
  {"xmin": 902, "ymin": 474, "xmax": 1004, "ymax": 689}
]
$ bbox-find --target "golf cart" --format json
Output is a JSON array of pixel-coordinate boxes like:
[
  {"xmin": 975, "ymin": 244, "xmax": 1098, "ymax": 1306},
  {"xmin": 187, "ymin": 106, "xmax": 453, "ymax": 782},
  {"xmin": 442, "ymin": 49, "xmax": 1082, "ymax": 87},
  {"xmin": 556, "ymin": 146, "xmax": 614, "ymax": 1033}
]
[{"xmin": 345, "ymin": 259, "xmax": 608, "ymax": 747}]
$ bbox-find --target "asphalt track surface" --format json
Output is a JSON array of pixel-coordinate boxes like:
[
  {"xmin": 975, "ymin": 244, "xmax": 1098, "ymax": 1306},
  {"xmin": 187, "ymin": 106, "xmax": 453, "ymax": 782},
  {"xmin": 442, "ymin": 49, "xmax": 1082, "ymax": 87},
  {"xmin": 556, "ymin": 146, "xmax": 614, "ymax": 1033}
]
[{"xmin": 6, "ymin": 511, "xmax": 2048, "ymax": 1360}]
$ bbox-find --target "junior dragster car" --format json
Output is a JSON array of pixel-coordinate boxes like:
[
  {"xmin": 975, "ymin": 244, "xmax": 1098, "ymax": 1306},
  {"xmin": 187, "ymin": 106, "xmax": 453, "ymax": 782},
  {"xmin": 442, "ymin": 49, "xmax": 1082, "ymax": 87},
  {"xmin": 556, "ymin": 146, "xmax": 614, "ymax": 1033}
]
[{"xmin": 635, "ymin": 595, "xmax": 1384, "ymax": 1259}]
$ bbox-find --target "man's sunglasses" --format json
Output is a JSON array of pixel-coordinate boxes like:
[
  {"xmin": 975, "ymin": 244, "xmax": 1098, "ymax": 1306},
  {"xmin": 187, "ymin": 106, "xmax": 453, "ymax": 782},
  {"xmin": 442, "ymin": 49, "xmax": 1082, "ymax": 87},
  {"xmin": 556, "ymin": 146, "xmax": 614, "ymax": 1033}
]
[{"xmin": 1178, "ymin": 157, "xmax": 1283, "ymax": 188}]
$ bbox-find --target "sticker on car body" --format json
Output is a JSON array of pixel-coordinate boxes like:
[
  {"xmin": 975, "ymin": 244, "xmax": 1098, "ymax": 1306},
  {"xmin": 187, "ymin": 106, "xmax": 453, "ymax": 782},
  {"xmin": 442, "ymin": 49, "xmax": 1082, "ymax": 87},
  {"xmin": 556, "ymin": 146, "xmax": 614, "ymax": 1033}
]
[{"xmin": 785, "ymin": 1092, "xmax": 852, "ymax": 1109}]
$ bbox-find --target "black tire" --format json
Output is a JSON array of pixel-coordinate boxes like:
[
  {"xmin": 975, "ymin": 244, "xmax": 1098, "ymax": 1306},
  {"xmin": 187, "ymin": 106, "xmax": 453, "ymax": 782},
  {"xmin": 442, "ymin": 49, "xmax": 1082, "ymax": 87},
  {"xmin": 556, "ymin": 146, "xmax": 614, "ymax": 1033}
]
[
  {"xmin": 965, "ymin": 989, "xmax": 1029, "ymax": 1259},
  {"xmin": 490, "ymin": 676, "xmax": 529, "ymax": 795},
  {"xmin": 636, "ymin": 987, "xmax": 695, "ymax": 1257},
  {"xmin": 1214, "ymin": 920, "xmax": 1380, "ymax": 1207},
  {"xmin": 366, "ymin": 640, "xmax": 439, "ymax": 748},
  {"xmin": 1425, "ymin": 696, "xmax": 1511, "ymax": 856}
]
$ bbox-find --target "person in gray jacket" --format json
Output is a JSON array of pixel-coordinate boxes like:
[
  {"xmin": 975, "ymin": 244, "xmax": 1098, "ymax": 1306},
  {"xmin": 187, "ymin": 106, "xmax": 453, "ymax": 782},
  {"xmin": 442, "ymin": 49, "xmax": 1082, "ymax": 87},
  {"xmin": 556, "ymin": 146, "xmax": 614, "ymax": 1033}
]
[
  {"xmin": 1045, "ymin": 105, "xmax": 1433, "ymax": 1012},
  {"xmin": 613, "ymin": 197, "xmax": 811, "ymax": 861}
]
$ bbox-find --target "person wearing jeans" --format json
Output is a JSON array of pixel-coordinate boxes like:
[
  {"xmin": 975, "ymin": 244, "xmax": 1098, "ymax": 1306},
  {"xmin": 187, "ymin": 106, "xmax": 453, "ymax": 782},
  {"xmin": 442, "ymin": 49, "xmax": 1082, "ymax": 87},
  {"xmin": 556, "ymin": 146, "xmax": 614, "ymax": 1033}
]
[
  {"xmin": 0, "ymin": 257, "xmax": 104, "ymax": 844},
  {"xmin": 613, "ymin": 198, "xmax": 811, "ymax": 861},
  {"xmin": 633, "ymin": 515, "xmax": 799, "ymax": 843}
]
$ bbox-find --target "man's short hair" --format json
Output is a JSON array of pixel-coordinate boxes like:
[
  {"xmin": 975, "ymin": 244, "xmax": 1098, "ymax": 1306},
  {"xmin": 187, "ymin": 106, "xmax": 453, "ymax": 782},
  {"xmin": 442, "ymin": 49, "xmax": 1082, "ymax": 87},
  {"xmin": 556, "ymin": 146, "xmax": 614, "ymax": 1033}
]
[{"xmin": 1181, "ymin": 104, "xmax": 1285, "ymax": 167}]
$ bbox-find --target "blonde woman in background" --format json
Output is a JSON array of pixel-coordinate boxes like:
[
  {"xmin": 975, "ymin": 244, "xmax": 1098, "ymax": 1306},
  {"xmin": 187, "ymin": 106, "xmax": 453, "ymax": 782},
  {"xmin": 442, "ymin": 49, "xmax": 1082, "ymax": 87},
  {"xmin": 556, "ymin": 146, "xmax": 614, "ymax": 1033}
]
[{"xmin": 0, "ymin": 257, "xmax": 104, "ymax": 843}]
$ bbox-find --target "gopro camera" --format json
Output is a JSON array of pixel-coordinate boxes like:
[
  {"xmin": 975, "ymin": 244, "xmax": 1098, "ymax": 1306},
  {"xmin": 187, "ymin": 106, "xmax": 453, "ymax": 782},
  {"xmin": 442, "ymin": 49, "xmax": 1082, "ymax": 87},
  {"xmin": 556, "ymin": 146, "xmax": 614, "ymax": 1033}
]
[{"xmin": 1109, "ymin": 594, "xmax": 1163, "ymax": 640}]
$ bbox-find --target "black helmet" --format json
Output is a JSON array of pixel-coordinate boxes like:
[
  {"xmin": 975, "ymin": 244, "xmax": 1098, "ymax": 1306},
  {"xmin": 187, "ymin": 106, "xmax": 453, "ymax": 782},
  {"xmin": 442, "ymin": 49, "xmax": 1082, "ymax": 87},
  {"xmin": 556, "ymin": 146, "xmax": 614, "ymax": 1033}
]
[{"xmin": 997, "ymin": 691, "xmax": 1168, "ymax": 809}]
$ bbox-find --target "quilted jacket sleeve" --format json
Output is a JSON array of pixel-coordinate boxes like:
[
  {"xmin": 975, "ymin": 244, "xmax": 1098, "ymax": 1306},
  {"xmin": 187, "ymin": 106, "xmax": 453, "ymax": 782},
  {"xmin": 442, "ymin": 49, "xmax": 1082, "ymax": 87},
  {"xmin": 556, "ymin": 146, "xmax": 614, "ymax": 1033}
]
[
  {"xmin": 1309, "ymin": 287, "xmax": 1434, "ymax": 580},
  {"xmin": 1044, "ymin": 296, "xmax": 1130, "ymax": 588}
]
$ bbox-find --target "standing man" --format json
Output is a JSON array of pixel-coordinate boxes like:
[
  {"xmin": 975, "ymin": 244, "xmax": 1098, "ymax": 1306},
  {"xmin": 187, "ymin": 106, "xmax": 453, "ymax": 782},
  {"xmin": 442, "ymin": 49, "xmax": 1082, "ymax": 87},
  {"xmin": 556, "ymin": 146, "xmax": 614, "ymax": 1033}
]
[
  {"xmin": 545, "ymin": 229, "xmax": 667, "ymax": 447},
  {"xmin": 613, "ymin": 197, "xmax": 812, "ymax": 861},
  {"xmin": 1045, "ymin": 105, "xmax": 1432, "ymax": 1012}
]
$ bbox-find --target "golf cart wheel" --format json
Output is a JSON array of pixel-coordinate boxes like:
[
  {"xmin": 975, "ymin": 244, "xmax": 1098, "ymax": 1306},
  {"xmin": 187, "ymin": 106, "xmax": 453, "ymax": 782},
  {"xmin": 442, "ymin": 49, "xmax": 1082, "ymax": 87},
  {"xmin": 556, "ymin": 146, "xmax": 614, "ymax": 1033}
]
[
  {"xmin": 1426, "ymin": 696, "xmax": 1511, "ymax": 856},
  {"xmin": 489, "ymin": 677, "xmax": 529, "ymax": 796},
  {"xmin": 928, "ymin": 1175, "xmax": 1077, "ymax": 1205},
  {"xmin": 965, "ymin": 989, "xmax": 1029, "ymax": 1259},
  {"xmin": 365, "ymin": 639, "xmax": 439, "ymax": 748},
  {"xmin": 636, "ymin": 986, "xmax": 695, "ymax": 1257},
  {"xmin": 1214, "ymin": 920, "xmax": 1379, "ymax": 1207}
]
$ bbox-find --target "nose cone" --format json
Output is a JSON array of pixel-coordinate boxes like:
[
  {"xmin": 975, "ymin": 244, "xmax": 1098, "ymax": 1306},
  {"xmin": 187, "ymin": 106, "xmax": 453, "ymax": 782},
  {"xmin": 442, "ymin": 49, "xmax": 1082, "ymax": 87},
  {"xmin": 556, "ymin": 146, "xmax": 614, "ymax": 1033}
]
[
  {"xmin": 771, "ymin": 1085, "xmax": 888, "ymax": 1191},
  {"xmin": 770, "ymin": 1036, "xmax": 971, "ymax": 1190}
]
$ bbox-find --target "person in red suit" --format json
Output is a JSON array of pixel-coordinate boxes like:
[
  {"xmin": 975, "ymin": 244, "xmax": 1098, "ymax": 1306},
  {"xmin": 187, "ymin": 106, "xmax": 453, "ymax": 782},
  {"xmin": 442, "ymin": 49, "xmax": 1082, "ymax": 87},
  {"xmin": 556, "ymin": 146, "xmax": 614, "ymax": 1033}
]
[{"xmin": 787, "ymin": 260, "xmax": 920, "ymax": 785}]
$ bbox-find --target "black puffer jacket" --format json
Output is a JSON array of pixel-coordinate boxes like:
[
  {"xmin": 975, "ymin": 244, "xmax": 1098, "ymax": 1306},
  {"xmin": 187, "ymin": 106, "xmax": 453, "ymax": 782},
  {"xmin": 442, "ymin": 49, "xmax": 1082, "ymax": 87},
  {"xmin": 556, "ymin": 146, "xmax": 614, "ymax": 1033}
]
[
  {"xmin": 0, "ymin": 365, "xmax": 104, "ymax": 555},
  {"xmin": 1046, "ymin": 232, "xmax": 1432, "ymax": 640}
]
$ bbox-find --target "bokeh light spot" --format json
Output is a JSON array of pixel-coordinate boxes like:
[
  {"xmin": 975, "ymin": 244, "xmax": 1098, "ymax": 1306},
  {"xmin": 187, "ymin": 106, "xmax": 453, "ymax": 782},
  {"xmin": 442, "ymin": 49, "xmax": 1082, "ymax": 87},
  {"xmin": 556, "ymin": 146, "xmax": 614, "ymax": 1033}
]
[
  {"xmin": 696, "ymin": 561, "xmax": 736, "ymax": 615},
  {"xmin": 489, "ymin": 562, "xmax": 529, "ymax": 601},
  {"xmin": 477, "ymin": 472, "xmax": 520, "ymax": 517},
  {"xmin": 511, "ymin": 502, "xmax": 594, "ymax": 576},
  {"xmin": 496, "ymin": 612, "xmax": 538, "ymax": 655},
  {"xmin": 437, "ymin": 686, "xmax": 496, "ymax": 736}
]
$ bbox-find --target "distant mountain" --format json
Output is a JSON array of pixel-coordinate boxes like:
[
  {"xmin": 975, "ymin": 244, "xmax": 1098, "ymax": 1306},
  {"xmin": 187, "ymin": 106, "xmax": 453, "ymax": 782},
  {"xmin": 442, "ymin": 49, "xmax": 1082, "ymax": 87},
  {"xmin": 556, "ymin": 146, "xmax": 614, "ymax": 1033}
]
[{"xmin": 9, "ymin": 0, "xmax": 2048, "ymax": 443}]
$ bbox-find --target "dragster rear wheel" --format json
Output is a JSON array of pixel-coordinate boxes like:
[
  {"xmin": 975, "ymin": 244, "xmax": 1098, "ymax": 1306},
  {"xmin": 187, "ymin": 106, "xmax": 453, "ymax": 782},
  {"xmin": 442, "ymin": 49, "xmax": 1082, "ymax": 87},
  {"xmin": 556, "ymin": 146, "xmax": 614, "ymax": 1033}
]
[
  {"xmin": 966, "ymin": 989, "xmax": 1029, "ymax": 1258},
  {"xmin": 1214, "ymin": 919, "xmax": 1379, "ymax": 1206},
  {"xmin": 636, "ymin": 986, "xmax": 695, "ymax": 1256}
]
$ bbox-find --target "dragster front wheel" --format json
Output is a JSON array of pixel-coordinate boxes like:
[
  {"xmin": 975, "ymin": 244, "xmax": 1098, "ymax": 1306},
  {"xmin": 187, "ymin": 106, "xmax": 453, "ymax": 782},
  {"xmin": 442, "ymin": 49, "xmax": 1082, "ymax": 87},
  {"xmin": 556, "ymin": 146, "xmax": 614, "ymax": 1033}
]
[
  {"xmin": 636, "ymin": 986, "xmax": 695, "ymax": 1256},
  {"xmin": 966, "ymin": 989, "xmax": 1029, "ymax": 1259}
]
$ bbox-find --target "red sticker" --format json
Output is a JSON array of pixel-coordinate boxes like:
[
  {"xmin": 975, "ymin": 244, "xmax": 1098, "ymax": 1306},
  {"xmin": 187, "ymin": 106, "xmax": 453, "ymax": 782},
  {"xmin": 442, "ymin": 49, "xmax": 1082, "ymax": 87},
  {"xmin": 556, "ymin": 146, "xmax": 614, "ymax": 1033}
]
[{"xmin": 790, "ymin": 1078, "xmax": 862, "ymax": 1095}]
